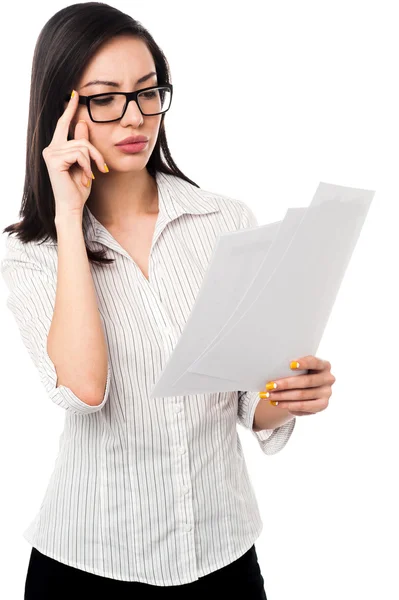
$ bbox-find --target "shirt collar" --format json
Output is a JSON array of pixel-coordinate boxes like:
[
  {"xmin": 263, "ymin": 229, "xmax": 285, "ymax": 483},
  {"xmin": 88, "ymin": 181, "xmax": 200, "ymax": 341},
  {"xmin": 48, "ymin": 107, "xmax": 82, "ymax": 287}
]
[{"xmin": 82, "ymin": 171, "xmax": 220, "ymax": 243}]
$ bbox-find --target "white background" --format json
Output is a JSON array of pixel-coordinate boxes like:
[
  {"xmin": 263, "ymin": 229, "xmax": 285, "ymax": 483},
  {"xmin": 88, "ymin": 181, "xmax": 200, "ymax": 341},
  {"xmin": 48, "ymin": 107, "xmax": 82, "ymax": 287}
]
[{"xmin": 0, "ymin": 1, "xmax": 397, "ymax": 598}]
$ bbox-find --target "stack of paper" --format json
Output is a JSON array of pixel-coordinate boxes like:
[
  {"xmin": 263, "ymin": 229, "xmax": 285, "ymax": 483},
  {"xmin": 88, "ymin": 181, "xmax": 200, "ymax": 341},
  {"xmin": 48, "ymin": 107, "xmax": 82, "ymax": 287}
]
[{"xmin": 150, "ymin": 182, "xmax": 375, "ymax": 399}]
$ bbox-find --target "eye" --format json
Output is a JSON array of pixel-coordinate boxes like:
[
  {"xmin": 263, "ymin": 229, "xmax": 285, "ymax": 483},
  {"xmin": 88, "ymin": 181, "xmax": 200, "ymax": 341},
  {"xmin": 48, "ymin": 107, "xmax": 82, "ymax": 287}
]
[
  {"xmin": 140, "ymin": 91, "xmax": 157, "ymax": 99},
  {"xmin": 92, "ymin": 95, "xmax": 115, "ymax": 105}
]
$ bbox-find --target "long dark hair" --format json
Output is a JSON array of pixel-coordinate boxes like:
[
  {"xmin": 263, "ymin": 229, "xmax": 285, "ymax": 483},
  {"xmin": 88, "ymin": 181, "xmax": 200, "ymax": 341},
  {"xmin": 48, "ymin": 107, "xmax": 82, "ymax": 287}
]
[{"xmin": 2, "ymin": 2, "xmax": 199, "ymax": 266}]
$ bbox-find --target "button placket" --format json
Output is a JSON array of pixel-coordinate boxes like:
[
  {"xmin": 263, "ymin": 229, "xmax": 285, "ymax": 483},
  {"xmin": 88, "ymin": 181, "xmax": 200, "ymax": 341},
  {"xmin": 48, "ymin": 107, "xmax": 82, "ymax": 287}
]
[
  {"xmin": 139, "ymin": 280, "xmax": 178, "ymax": 345},
  {"xmin": 170, "ymin": 401, "xmax": 195, "ymax": 538},
  {"xmin": 138, "ymin": 277, "xmax": 178, "ymax": 345}
]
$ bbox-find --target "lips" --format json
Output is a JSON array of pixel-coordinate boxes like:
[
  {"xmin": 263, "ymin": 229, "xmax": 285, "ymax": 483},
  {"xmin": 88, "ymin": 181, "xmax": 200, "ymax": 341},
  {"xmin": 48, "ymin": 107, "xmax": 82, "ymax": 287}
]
[{"xmin": 115, "ymin": 135, "xmax": 148, "ymax": 145}]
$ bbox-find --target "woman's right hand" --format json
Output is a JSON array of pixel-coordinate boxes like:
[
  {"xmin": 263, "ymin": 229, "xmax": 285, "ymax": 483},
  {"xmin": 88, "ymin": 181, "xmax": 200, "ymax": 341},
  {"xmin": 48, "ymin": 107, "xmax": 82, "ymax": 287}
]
[{"xmin": 42, "ymin": 90, "xmax": 109, "ymax": 218}]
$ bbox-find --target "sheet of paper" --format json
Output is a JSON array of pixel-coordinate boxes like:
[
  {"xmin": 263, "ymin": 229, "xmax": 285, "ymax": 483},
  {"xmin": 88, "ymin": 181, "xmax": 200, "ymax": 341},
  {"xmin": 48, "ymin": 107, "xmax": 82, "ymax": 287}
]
[
  {"xmin": 150, "ymin": 182, "xmax": 375, "ymax": 399},
  {"xmin": 150, "ymin": 218, "xmax": 286, "ymax": 398}
]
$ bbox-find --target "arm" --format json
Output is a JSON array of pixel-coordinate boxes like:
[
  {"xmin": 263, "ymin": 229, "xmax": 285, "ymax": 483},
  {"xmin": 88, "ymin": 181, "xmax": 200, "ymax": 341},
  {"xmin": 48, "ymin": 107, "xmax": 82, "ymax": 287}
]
[
  {"xmin": 253, "ymin": 399, "xmax": 295, "ymax": 431},
  {"xmin": 49, "ymin": 211, "xmax": 109, "ymax": 406},
  {"xmin": 1, "ymin": 212, "xmax": 111, "ymax": 414}
]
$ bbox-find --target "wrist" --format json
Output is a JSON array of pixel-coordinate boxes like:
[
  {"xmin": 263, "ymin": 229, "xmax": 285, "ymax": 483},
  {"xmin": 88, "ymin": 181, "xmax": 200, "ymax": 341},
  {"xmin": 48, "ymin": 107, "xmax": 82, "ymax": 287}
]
[{"xmin": 55, "ymin": 209, "xmax": 84, "ymax": 229}]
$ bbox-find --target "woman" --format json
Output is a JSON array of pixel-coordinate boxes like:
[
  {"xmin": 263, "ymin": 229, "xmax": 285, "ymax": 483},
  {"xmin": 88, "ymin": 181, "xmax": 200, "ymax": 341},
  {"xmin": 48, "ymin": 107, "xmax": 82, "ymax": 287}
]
[{"xmin": 1, "ymin": 2, "xmax": 335, "ymax": 598}]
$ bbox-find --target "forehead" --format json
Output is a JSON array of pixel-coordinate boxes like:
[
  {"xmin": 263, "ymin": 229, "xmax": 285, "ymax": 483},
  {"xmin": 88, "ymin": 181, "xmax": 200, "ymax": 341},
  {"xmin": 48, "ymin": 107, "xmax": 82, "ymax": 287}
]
[{"xmin": 78, "ymin": 36, "xmax": 156, "ymax": 86}]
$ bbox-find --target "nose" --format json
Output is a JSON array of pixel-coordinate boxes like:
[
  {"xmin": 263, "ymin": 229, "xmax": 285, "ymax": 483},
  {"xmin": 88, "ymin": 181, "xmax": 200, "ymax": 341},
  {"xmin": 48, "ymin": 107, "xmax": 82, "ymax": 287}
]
[{"xmin": 120, "ymin": 98, "xmax": 144, "ymax": 125}]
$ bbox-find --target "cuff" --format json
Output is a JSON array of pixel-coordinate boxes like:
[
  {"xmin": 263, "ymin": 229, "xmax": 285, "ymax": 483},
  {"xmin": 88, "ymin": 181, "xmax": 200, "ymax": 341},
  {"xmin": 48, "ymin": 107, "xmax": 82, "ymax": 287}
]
[
  {"xmin": 239, "ymin": 390, "xmax": 297, "ymax": 455},
  {"xmin": 38, "ymin": 342, "xmax": 112, "ymax": 415}
]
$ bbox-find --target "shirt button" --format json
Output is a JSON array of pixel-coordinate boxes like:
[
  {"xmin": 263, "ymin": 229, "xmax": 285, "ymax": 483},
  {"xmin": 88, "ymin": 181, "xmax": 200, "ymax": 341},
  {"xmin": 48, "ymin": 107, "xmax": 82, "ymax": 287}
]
[
  {"xmin": 174, "ymin": 404, "xmax": 182, "ymax": 413},
  {"xmin": 181, "ymin": 485, "xmax": 189, "ymax": 495},
  {"xmin": 178, "ymin": 446, "xmax": 186, "ymax": 454},
  {"xmin": 183, "ymin": 523, "xmax": 193, "ymax": 532},
  {"xmin": 164, "ymin": 326, "xmax": 173, "ymax": 335}
]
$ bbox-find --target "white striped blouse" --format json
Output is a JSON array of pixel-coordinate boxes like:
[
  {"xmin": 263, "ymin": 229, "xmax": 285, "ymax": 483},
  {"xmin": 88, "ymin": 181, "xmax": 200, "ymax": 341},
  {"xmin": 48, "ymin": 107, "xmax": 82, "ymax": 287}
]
[{"xmin": 1, "ymin": 170, "xmax": 296, "ymax": 586}]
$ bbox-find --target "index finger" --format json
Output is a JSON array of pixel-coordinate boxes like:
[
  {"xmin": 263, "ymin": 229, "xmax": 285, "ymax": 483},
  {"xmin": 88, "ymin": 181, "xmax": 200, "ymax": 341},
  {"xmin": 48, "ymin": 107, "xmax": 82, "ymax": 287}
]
[{"xmin": 51, "ymin": 89, "xmax": 79, "ymax": 145}]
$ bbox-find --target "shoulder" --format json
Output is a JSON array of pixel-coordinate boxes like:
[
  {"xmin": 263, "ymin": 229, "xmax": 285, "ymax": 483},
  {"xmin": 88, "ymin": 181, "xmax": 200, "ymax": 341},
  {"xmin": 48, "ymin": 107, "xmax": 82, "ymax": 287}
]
[
  {"xmin": 163, "ymin": 172, "xmax": 258, "ymax": 229},
  {"xmin": 1, "ymin": 234, "xmax": 56, "ymax": 279},
  {"xmin": 197, "ymin": 184, "xmax": 259, "ymax": 229}
]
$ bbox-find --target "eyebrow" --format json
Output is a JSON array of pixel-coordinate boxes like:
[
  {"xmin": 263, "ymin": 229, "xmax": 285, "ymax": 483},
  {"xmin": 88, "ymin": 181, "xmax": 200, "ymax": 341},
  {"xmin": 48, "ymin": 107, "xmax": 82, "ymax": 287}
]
[{"xmin": 81, "ymin": 71, "xmax": 158, "ymax": 89}]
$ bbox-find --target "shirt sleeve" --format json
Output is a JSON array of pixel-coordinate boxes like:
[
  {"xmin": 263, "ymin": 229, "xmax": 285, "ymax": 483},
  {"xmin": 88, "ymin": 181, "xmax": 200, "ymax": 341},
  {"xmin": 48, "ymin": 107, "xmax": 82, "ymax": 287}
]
[
  {"xmin": 235, "ymin": 200, "xmax": 296, "ymax": 455},
  {"xmin": 237, "ymin": 389, "xmax": 296, "ymax": 455},
  {"xmin": 0, "ymin": 236, "xmax": 111, "ymax": 415}
]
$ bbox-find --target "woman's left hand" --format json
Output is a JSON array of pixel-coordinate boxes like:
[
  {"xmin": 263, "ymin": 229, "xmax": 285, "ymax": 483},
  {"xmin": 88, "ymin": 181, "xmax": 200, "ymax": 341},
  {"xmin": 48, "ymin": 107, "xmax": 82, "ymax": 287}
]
[{"xmin": 260, "ymin": 355, "xmax": 336, "ymax": 417}]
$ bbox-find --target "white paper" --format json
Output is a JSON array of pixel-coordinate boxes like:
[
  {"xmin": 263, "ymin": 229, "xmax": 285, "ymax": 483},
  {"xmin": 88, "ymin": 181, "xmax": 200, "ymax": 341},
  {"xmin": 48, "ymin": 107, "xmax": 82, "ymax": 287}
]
[{"xmin": 150, "ymin": 182, "xmax": 374, "ymax": 399}]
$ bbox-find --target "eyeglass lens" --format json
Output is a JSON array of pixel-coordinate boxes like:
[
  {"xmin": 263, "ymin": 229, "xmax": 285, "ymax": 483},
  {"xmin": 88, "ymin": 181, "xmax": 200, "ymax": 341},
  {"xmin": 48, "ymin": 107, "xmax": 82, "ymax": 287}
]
[{"xmin": 89, "ymin": 87, "xmax": 171, "ymax": 121}]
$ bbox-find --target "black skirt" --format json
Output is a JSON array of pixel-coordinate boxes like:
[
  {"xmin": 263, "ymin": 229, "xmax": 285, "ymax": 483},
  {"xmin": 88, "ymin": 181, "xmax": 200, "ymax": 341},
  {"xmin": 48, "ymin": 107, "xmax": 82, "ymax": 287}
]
[{"xmin": 24, "ymin": 543, "xmax": 267, "ymax": 599}]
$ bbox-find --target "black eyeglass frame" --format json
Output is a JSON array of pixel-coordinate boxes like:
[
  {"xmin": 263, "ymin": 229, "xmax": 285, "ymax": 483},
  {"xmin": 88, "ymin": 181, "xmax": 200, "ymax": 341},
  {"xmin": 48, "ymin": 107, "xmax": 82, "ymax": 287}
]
[{"xmin": 63, "ymin": 83, "xmax": 173, "ymax": 123}]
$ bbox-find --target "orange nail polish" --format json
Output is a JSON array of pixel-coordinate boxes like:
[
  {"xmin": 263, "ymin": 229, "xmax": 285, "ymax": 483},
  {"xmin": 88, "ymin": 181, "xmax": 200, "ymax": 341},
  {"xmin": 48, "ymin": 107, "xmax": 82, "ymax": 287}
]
[
  {"xmin": 266, "ymin": 381, "xmax": 277, "ymax": 391},
  {"xmin": 290, "ymin": 361, "xmax": 300, "ymax": 369}
]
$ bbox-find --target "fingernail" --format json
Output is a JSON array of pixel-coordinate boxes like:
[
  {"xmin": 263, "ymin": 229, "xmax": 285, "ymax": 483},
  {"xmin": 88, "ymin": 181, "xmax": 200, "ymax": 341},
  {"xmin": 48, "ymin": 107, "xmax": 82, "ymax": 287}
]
[
  {"xmin": 90, "ymin": 172, "xmax": 95, "ymax": 179},
  {"xmin": 104, "ymin": 163, "xmax": 109, "ymax": 172},
  {"xmin": 266, "ymin": 381, "xmax": 278, "ymax": 391},
  {"xmin": 70, "ymin": 90, "xmax": 75, "ymax": 99},
  {"xmin": 259, "ymin": 392, "xmax": 270, "ymax": 399},
  {"xmin": 290, "ymin": 361, "xmax": 300, "ymax": 369},
  {"xmin": 86, "ymin": 179, "xmax": 91, "ymax": 187},
  {"xmin": 270, "ymin": 400, "xmax": 279, "ymax": 406}
]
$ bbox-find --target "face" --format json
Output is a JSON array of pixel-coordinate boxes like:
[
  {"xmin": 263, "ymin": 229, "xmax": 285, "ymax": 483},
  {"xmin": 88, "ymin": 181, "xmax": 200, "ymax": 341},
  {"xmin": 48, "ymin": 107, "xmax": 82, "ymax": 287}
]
[{"xmin": 66, "ymin": 35, "xmax": 163, "ymax": 174}]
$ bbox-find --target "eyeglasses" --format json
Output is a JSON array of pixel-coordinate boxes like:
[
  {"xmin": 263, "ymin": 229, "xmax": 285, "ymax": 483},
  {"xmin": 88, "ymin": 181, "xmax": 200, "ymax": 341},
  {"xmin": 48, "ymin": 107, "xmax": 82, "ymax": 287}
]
[{"xmin": 63, "ymin": 83, "xmax": 173, "ymax": 123}]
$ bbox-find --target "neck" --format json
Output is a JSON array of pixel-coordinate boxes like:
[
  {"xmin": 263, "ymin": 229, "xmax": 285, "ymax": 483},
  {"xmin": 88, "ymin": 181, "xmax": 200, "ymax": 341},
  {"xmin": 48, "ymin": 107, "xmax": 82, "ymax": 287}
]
[{"xmin": 86, "ymin": 169, "xmax": 158, "ymax": 228}]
